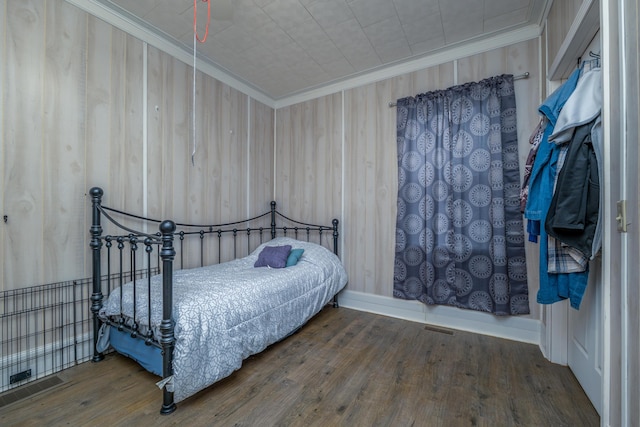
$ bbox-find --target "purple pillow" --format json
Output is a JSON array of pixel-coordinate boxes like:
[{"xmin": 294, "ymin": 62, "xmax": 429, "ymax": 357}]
[{"xmin": 254, "ymin": 245, "xmax": 292, "ymax": 268}]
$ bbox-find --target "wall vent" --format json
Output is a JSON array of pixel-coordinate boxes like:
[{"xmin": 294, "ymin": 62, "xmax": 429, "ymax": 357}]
[{"xmin": 9, "ymin": 369, "xmax": 31, "ymax": 384}]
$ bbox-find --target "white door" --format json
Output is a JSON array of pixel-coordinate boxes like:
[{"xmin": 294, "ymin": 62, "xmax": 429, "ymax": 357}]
[
  {"xmin": 565, "ymin": 37, "xmax": 603, "ymax": 417},
  {"xmin": 620, "ymin": 0, "xmax": 640, "ymax": 422}
]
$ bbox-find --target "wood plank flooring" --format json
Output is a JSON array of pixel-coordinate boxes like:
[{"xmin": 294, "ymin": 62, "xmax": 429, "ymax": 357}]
[{"xmin": 0, "ymin": 308, "xmax": 599, "ymax": 426}]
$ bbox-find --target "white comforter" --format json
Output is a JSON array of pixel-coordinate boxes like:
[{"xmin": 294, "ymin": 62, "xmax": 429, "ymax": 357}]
[{"xmin": 99, "ymin": 237, "xmax": 348, "ymax": 402}]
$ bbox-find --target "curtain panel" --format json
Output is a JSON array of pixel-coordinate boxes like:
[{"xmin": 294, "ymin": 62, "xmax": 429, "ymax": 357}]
[{"xmin": 393, "ymin": 75, "xmax": 529, "ymax": 316}]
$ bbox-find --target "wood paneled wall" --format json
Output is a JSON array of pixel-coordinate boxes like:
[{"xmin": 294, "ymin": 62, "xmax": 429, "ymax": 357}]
[
  {"xmin": 546, "ymin": 0, "xmax": 585, "ymax": 64},
  {"xmin": 277, "ymin": 40, "xmax": 541, "ymax": 318},
  {"xmin": 249, "ymin": 99, "xmax": 275, "ymax": 214},
  {"xmin": 4, "ymin": 0, "xmax": 47, "ymax": 289},
  {"xmin": 275, "ymin": 94, "xmax": 343, "ymax": 226},
  {"xmin": 1, "ymin": 0, "xmax": 274, "ymax": 290}
]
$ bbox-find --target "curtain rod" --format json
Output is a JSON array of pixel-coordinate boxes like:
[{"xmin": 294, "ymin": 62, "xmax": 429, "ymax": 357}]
[{"xmin": 388, "ymin": 72, "xmax": 530, "ymax": 108}]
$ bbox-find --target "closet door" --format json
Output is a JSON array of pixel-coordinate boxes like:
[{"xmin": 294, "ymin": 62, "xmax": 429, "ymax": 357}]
[
  {"xmin": 620, "ymin": 0, "xmax": 640, "ymax": 420},
  {"xmin": 566, "ymin": 37, "xmax": 603, "ymax": 416}
]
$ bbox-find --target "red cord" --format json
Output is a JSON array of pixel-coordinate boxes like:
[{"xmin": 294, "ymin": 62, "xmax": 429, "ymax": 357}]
[{"xmin": 194, "ymin": 0, "xmax": 211, "ymax": 43}]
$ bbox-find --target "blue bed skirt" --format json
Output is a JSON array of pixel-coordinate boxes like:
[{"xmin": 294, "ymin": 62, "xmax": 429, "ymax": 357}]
[{"xmin": 110, "ymin": 327, "xmax": 162, "ymax": 377}]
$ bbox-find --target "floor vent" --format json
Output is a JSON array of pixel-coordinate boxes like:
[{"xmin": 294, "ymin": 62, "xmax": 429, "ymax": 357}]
[
  {"xmin": 0, "ymin": 375, "xmax": 64, "ymax": 408},
  {"xmin": 424, "ymin": 325, "xmax": 455, "ymax": 335}
]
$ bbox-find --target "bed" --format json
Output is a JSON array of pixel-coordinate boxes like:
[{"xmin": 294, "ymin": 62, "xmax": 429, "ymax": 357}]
[{"xmin": 88, "ymin": 187, "xmax": 348, "ymax": 414}]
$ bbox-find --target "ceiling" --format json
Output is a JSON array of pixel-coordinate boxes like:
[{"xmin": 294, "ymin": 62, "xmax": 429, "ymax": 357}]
[{"xmin": 93, "ymin": 0, "xmax": 549, "ymax": 101}]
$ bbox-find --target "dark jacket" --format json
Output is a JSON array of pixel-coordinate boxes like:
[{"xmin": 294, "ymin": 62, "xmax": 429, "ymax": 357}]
[{"xmin": 544, "ymin": 119, "xmax": 599, "ymax": 258}]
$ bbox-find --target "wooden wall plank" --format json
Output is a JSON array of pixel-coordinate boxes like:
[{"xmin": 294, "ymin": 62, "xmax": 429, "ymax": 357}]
[
  {"xmin": 182, "ymin": 69, "xmax": 208, "ymax": 266},
  {"xmin": 42, "ymin": 1, "xmax": 86, "ymax": 281},
  {"xmin": 167, "ymin": 59, "xmax": 189, "ymax": 223},
  {"xmin": 0, "ymin": 0, "xmax": 6, "ymax": 291},
  {"xmin": 275, "ymin": 93, "xmax": 342, "ymax": 230},
  {"xmin": 344, "ymin": 84, "xmax": 380, "ymax": 294},
  {"xmin": 85, "ymin": 16, "xmax": 115, "ymax": 274},
  {"xmin": 146, "ymin": 45, "xmax": 168, "ymax": 223},
  {"xmin": 123, "ymin": 34, "xmax": 144, "ymax": 217},
  {"xmin": 249, "ymin": 99, "xmax": 275, "ymax": 216},
  {"xmin": 108, "ymin": 29, "xmax": 126, "ymax": 211},
  {"xmin": 3, "ymin": 0, "xmax": 46, "ymax": 290}
]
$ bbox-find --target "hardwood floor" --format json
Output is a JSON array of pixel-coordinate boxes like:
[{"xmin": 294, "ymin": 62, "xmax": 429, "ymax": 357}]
[{"xmin": 0, "ymin": 308, "xmax": 599, "ymax": 426}]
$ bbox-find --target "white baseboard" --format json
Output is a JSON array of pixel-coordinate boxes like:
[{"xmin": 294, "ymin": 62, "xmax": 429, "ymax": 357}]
[{"xmin": 338, "ymin": 290, "xmax": 541, "ymax": 345}]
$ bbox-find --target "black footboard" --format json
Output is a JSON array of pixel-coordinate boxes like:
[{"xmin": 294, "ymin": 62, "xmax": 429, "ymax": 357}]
[
  {"xmin": 90, "ymin": 188, "xmax": 178, "ymax": 413},
  {"xmin": 89, "ymin": 187, "xmax": 341, "ymax": 414}
]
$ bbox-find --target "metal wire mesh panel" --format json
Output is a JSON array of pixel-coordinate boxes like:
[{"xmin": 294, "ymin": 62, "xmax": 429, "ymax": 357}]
[{"xmin": 0, "ymin": 268, "xmax": 158, "ymax": 394}]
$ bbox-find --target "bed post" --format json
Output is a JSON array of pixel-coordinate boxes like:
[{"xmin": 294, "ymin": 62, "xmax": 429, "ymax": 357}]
[
  {"xmin": 270, "ymin": 201, "xmax": 277, "ymax": 239},
  {"xmin": 159, "ymin": 220, "xmax": 177, "ymax": 415},
  {"xmin": 332, "ymin": 218, "xmax": 340, "ymax": 308},
  {"xmin": 332, "ymin": 219, "xmax": 339, "ymax": 257},
  {"xmin": 90, "ymin": 187, "xmax": 105, "ymax": 363}
]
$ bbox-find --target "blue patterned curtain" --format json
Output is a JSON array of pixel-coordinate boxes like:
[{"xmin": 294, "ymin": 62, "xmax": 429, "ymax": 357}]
[{"xmin": 393, "ymin": 75, "xmax": 529, "ymax": 315}]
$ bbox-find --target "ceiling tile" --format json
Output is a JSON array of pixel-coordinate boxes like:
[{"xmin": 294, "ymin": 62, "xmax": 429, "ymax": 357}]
[
  {"xmin": 306, "ymin": 0, "xmax": 355, "ymax": 28},
  {"xmin": 362, "ymin": 17, "xmax": 407, "ymax": 49},
  {"xmin": 263, "ymin": 0, "xmax": 315, "ymax": 32},
  {"xmin": 228, "ymin": 2, "xmax": 273, "ymax": 33},
  {"xmin": 348, "ymin": 0, "xmax": 398, "ymax": 27},
  {"xmin": 393, "ymin": 0, "xmax": 440, "ymax": 24},
  {"xmin": 286, "ymin": 19, "xmax": 332, "ymax": 50},
  {"xmin": 251, "ymin": 21, "xmax": 296, "ymax": 47},
  {"xmin": 438, "ymin": 0, "xmax": 484, "ymax": 17},
  {"xmin": 320, "ymin": 57, "xmax": 356, "ymax": 79},
  {"xmin": 325, "ymin": 18, "xmax": 372, "ymax": 49},
  {"xmin": 214, "ymin": 26, "xmax": 260, "ymax": 52},
  {"xmin": 253, "ymin": 0, "xmax": 277, "ymax": 8},
  {"xmin": 401, "ymin": 13, "xmax": 444, "ymax": 45},
  {"xmin": 374, "ymin": 38, "xmax": 414, "ymax": 64},
  {"xmin": 305, "ymin": 43, "xmax": 347, "ymax": 65},
  {"xmin": 484, "ymin": 0, "xmax": 531, "ymax": 16}
]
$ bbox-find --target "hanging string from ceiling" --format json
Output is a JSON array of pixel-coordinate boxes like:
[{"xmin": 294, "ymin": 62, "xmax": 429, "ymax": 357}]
[{"xmin": 192, "ymin": 0, "xmax": 211, "ymax": 165}]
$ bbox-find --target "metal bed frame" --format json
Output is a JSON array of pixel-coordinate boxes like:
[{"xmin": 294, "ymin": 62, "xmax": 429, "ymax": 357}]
[{"xmin": 88, "ymin": 187, "xmax": 340, "ymax": 414}]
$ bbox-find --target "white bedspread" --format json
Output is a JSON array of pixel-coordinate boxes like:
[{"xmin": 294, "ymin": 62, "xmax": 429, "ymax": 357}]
[{"xmin": 99, "ymin": 237, "xmax": 348, "ymax": 402}]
